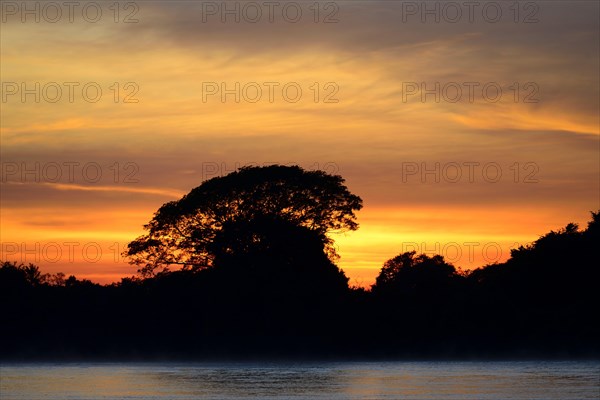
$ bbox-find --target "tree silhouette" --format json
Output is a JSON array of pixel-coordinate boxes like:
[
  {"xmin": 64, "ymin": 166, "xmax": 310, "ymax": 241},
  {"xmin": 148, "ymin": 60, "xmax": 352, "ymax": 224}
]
[
  {"xmin": 372, "ymin": 251, "xmax": 460, "ymax": 296},
  {"xmin": 1, "ymin": 211, "xmax": 599, "ymax": 359},
  {"xmin": 0, "ymin": 261, "xmax": 43, "ymax": 288},
  {"xmin": 208, "ymin": 215, "xmax": 349, "ymax": 293},
  {"xmin": 125, "ymin": 165, "xmax": 363, "ymax": 277}
]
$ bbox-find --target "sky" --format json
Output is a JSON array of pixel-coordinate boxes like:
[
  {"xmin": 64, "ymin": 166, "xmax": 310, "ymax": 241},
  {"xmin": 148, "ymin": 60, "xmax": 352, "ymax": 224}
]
[{"xmin": 1, "ymin": 1, "xmax": 599, "ymax": 286}]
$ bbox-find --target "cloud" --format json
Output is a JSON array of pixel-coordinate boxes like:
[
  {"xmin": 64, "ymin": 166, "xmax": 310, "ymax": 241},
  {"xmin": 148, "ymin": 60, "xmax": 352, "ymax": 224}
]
[
  {"xmin": 41, "ymin": 182, "xmax": 184, "ymax": 197},
  {"xmin": 1, "ymin": 0, "xmax": 598, "ymax": 285}
]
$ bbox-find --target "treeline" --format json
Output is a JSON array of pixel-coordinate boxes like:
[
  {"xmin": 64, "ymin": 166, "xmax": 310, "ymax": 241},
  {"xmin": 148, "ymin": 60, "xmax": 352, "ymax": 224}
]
[{"xmin": 1, "ymin": 212, "xmax": 598, "ymax": 360}]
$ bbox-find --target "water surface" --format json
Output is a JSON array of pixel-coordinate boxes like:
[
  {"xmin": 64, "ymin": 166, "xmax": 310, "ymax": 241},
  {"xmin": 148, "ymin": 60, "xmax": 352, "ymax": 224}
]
[{"xmin": 1, "ymin": 361, "xmax": 598, "ymax": 399}]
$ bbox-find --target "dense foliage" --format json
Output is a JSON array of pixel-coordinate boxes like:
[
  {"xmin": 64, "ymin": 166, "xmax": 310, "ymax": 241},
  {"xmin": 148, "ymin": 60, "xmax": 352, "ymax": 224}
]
[
  {"xmin": 2, "ymin": 211, "xmax": 597, "ymax": 359},
  {"xmin": 126, "ymin": 165, "xmax": 362, "ymax": 277},
  {"xmin": 1, "ymin": 166, "xmax": 597, "ymax": 359}
]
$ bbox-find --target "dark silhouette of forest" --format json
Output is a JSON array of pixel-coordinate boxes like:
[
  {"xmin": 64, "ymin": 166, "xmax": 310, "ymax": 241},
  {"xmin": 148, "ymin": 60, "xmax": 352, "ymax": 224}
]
[{"xmin": 1, "ymin": 166, "xmax": 598, "ymax": 359}]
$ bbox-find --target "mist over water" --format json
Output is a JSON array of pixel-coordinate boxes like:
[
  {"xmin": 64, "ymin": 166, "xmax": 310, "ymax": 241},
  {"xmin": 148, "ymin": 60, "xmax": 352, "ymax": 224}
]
[{"xmin": 1, "ymin": 361, "xmax": 598, "ymax": 400}]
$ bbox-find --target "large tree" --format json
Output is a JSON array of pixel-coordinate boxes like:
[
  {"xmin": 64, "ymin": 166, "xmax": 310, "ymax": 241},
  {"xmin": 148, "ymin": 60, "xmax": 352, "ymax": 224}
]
[{"xmin": 126, "ymin": 165, "xmax": 363, "ymax": 276}]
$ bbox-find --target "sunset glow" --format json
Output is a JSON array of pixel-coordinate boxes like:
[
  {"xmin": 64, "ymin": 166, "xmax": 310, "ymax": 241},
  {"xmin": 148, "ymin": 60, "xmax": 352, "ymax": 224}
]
[{"xmin": 1, "ymin": 1, "xmax": 598, "ymax": 286}]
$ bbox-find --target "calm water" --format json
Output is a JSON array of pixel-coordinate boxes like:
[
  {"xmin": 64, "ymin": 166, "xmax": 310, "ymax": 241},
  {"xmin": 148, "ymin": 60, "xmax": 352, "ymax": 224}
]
[{"xmin": 1, "ymin": 361, "xmax": 598, "ymax": 399}]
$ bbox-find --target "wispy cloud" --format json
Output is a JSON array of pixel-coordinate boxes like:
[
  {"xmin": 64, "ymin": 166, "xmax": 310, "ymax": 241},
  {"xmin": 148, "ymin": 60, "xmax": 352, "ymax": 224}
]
[
  {"xmin": 1, "ymin": 0, "xmax": 598, "ymax": 285},
  {"xmin": 43, "ymin": 182, "xmax": 184, "ymax": 198},
  {"xmin": 1, "ymin": 181, "xmax": 183, "ymax": 198}
]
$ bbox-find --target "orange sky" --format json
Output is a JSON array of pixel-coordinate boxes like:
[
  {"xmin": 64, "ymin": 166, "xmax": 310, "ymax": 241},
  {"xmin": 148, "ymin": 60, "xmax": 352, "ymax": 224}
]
[{"xmin": 1, "ymin": 1, "xmax": 599, "ymax": 286}]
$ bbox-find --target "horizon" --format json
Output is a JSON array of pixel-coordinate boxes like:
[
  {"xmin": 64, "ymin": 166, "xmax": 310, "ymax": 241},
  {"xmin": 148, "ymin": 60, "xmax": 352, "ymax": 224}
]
[{"xmin": 1, "ymin": 191, "xmax": 598, "ymax": 287}]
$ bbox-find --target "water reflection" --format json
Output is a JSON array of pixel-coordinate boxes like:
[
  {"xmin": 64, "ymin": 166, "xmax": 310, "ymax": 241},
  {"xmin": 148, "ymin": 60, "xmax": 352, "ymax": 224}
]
[
  {"xmin": 1, "ymin": 361, "xmax": 599, "ymax": 400},
  {"xmin": 150, "ymin": 365, "xmax": 344, "ymax": 397}
]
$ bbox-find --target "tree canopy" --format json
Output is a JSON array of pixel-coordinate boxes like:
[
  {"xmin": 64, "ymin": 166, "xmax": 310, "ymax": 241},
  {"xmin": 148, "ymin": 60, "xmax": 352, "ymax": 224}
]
[
  {"xmin": 125, "ymin": 165, "xmax": 363, "ymax": 276},
  {"xmin": 1, "ymin": 211, "xmax": 599, "ymax": 358},
  {"xmin": 372, "ymin": 251, "xmax": 460, "ymax": 296}
]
